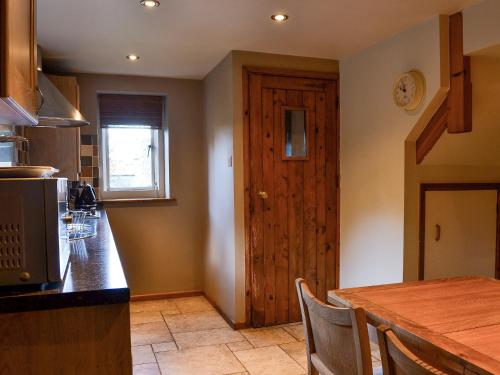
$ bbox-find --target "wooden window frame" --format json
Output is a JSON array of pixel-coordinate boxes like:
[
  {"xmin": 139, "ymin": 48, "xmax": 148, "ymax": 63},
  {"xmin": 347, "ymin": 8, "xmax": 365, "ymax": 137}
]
[{"xmin": 419, "ymin": 183, "xmax": 500, "ymax": 280}]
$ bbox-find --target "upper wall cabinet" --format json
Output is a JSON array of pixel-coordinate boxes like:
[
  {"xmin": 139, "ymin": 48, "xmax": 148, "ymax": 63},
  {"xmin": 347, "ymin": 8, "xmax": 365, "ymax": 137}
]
[{"xmin": 0, "ymin": 0, "xmax": 39, "ymax": 126}]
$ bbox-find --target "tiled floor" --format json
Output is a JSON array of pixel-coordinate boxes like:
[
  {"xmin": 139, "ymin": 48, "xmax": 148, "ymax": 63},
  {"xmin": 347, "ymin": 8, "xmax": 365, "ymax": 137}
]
[{"xmin": 130, "ymin": 296, "xmax": 381, "ymax": 375}]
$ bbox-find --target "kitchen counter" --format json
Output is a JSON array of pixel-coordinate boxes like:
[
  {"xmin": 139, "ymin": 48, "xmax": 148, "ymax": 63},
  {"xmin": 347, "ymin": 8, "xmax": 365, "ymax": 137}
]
[{"xmin": 0, "ymin": 210, "xmax": 129, "ymax": 313}]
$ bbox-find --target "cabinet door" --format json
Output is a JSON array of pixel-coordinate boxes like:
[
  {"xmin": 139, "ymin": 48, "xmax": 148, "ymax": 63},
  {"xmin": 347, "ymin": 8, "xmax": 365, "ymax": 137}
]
[
  {"xmin": 424, "ymin": 190, "xmax": 497, "ymax": 280},
  {"xmin": 0, "ymin": 0, "xmax": 38, "ymax": 125},
  {"xmin": 24, "ymin": 75, "xmax": 81, "ymax": 180}
]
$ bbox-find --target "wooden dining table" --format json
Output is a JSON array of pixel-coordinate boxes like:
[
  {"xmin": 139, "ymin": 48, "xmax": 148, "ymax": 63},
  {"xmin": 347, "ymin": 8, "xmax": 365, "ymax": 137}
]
[{"xmin": 328, "ymin": 276, "xmax": 500, "ymax": 374}]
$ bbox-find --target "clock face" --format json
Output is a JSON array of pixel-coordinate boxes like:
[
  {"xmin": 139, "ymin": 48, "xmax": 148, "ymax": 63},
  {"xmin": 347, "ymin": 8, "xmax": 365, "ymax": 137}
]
[
  {"xmin": 393, "ymin": 70, "xmax": 425, "ymax": 111},
  {"xmin": 395, "ymin": 74, "xmax": 416, "ymax": 107}
]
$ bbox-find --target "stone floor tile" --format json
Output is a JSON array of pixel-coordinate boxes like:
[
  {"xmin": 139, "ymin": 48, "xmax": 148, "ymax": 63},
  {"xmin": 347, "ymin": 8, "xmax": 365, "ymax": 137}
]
[
  {"xmin": 234, "ymin": 345, "xmax": 305, "ymax": 375},
  {"xmin": 163, "ymin": 310, "xmax": 228, "ymax": 333},
  {"xmin": 131, "ymin": 321, "xmax": 173, "ymax": 346},
  {"xmin": 174, "ymin": 327, "xmax": 245, "ymax": 349},
  {"xmin": 132, "ymin": 345, "xmax": 156, "ymax": 365},
  {"xmin": 240, "ymin": 327, "xmax": 297, "ymax": 348},
  {"xmin": 133, "ymin": 362, "xmax": 161, "ymax": 375},
  {"xmin": 280, "ymin": 341, "xmax": 307, "ymax": 369},
  {"xmin": 172, "ymin": 296, "xmax": 215, "ymax": 314},
  {"xmin": 152, "ymin": 341, "xmax": 177, "ymax": 353},
  {"xmin": 130, "ymin": 311, "xmax": 164, "ymax": 325},
  {"xmin": 226, "ymin": 340, "xmax": 254, "ymax": 352},
  {"xmin": 130, "ymin": 299, "xmax": 180, "ymax": 314},
  {"xmin": 283, "ymin": 323, "xmax": 305, "ymax": 341},
  {"xmin": 156, "ymin": 344, "xmax": 245, "ymax": 375}
]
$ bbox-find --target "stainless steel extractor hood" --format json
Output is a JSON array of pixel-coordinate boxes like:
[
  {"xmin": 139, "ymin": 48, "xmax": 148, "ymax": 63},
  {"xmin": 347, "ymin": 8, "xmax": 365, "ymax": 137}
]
[{"xmin": 36, "ymin": 47, "xmax": 89, "ymax": 128}]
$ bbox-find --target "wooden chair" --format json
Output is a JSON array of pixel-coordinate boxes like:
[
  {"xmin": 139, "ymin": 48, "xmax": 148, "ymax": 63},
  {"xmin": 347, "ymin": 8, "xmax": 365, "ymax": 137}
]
[
  {"xmin": 296, "ymin": 278, "xmax": 380, "ymax": 375},
  {"xmin": 377, "ymin": 325, "xmax": 452, "ymax": 375}
]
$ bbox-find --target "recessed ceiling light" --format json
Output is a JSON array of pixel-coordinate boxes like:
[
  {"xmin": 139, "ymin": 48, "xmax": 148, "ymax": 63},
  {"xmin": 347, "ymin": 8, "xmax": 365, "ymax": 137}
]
[
  {"xmin": 271, "ymin": 14, "xmax": 288, "ymax": 22},
  {"xmin": 140, "ymin": 0, "xmax": 160, "ymax": 7},
  {"xmin": 126, "ymin": 54, "xmax": 140, "ymax": 61}
]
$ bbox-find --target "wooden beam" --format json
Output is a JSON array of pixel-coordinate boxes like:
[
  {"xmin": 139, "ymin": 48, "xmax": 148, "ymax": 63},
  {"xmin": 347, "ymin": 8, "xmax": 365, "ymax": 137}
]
[
  {"xmin": 416, "ymin": 98, "xmax": 448, "ymax": 164},
  {"xmin": 447, "ymin": 12, "xmax": 472, "ymax": 133},
  {"xmin": 415, "ymin": 12, "xmax": 473, "ymax": 163}
]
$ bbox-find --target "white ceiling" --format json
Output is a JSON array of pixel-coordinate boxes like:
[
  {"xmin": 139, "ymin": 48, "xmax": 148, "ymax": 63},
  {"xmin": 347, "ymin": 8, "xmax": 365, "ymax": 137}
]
[{"xmin": 38, "ymin": 0, "xmax": 480, "ymax": 79}]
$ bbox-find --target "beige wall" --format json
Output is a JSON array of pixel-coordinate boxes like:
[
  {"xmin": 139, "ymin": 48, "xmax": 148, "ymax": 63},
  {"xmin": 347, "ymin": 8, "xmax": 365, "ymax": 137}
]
[
  {"xmin": 425, "ymin": 55, "xmax": 500, "ymax": 166},
  {"xmin": 341, "ymin": 0, "xmax": 500, "ymax": 288},
  {"xmin": 202, "ymin": 53, "xmax": 236, "ymax": 321},
  {"xmin": 404, "ymin": 52, "xmax": 500, "ymax": 280},
  {"xmin": 340, "ymin": 17, "xmax": 442, "ymax": 288},
  {"xmin": 464, "ymin": 0, "xmax": 500, "ymax": 55},
  {"xmin": 404, "ymin": 0, "xmax": 500, "ymax": 280},
  {"xmin": 76, "ymin": 73, "xmax": 205, "ymax": 295},
  {"xmin": 203, "ymin": 50, "xmax": 338, "ymax": 324}
]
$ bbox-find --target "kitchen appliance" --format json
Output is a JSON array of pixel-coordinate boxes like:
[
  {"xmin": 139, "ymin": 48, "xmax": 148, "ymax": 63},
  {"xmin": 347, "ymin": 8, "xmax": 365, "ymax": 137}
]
[
  {"xmin": 69, "ymin": 181, "xmax": 97, "ymax": 212},
  {"xmin": 0, "ymin": 178, "xmax": 70, "ymax": 287},
  {"xmin": 36, "ymin": 46, "xmax": 90, "ymax": 128}
]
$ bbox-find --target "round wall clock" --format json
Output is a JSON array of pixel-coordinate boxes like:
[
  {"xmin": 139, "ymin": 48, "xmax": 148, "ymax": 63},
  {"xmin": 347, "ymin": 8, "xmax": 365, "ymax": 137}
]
[{"xmin": 393, "ymin": 70, "xmax": 426, "ymax": 111}]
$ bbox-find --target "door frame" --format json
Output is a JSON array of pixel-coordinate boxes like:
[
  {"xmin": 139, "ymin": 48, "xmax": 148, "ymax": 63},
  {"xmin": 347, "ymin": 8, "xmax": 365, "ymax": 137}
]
[
  {"xmin": 419, "ymin": 183, "xmax": 500, "ymax": 280},
  {"xmin": 242, "ymin": 66, "xmax": 340, "ymax": 325}
]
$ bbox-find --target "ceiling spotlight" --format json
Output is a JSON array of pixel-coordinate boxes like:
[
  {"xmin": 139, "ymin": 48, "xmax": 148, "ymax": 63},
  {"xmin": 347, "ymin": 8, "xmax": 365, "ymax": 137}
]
[
  {"xmin": 271, "ymin": 14, "xmax": 288, "ymax": 22},
  {"xmin": 126, "ymin": 54, "xmax": 140, "ymax": 61},
  {"xmin": 140, "ymin": 0, "xmax": 160, "ymax": 7}
]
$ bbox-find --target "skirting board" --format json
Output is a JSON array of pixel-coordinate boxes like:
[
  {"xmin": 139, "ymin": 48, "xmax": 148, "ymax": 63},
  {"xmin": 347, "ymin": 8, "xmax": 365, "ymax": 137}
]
[{"xmin": 130, "ymin": 290, "xmax": 203, "ymax": 302}]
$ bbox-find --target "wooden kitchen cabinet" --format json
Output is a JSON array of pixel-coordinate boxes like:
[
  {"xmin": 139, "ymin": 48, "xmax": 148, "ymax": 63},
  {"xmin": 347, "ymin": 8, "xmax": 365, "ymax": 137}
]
[
  {"xmin": 24, "ymin": 75, "xmax": 81, "ymax": 180},
  {"xmin": 0, "ymin": 303, "xmax": 132, "ymax": 374},
  {"xmin": 0, "ymin": 0, "xmax": 39, "ymax": 126}
]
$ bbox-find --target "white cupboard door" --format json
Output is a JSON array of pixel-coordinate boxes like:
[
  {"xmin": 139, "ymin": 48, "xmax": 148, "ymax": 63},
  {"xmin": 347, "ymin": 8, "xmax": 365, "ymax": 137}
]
[{"xmin": 424, "ymin": 190, "xmax": 497, "ymax": 280}]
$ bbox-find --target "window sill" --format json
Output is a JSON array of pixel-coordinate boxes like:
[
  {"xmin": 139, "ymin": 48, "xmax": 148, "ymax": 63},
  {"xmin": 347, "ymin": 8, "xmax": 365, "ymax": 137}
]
[{"xmin": 100, "ymin": 198, "xmax": 177, "ymax": 208}]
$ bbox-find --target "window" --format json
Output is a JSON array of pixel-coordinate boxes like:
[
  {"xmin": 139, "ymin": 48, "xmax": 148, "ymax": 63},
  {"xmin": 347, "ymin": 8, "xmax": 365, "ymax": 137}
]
[
  {"xmin": 282, "ymin": 107, "xmax": 308, "ymax": 160},
  {"xmin": 98, "ymin": 94, "xmax": 168, "ymax": 199}
]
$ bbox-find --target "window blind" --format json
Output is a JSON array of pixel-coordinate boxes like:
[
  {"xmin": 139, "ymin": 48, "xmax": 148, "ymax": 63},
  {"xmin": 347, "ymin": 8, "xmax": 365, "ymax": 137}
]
[{"xmin": 98, "ymin": 94, "xmax": 164, "ymax": 129}]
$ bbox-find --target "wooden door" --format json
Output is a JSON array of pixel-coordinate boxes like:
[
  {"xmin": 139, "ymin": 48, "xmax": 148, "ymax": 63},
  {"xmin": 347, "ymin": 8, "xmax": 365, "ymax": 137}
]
[
  {"xmin": 245, "ymin": 68, "xmax": 339, "ymax": 327},
  {"xmin": 0, "ymin": 0, "xmax": 38, "ymax": 125},
  {"xmin": 424, "ymin": 190, "xmax": 497, "ymax": 279}
]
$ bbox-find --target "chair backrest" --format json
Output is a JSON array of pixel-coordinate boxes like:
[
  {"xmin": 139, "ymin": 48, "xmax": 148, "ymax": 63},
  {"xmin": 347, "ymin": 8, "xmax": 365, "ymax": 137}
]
[
  {"xmin": 295, "ymin": 278, "xmax": 373, "ymax": 375},
  {"xmin": 377, "ymin": 325, "xmax": 451, "ymax": 375}
]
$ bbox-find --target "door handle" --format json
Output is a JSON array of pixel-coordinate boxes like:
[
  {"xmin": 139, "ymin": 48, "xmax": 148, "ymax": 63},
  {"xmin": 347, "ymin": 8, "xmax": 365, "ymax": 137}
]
[
  {"xmin": 435, "ymin": 224, "xmax": 441, "ymax": 241},
  {"xmin": 258, "ymin": 191, "xmax": 268, "ymax": 199}
]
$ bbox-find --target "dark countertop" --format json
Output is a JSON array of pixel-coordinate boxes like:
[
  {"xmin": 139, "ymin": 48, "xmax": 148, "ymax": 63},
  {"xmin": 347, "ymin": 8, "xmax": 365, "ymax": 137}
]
[{"xmin": 0, "ymin": 210, "xmax": 129, "ymax": 313}]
